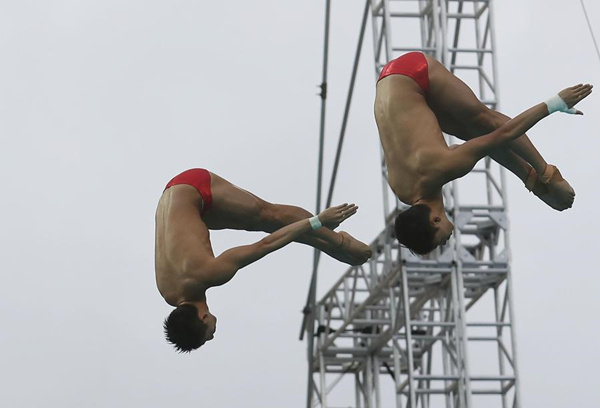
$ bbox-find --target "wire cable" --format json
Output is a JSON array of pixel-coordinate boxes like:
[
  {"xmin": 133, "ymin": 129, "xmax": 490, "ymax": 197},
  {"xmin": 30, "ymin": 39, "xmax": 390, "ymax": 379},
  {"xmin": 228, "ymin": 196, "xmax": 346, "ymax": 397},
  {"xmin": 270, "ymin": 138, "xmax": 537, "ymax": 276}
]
[{"xmin": 580, "ymin": 0, "xmax": 600, "ymax": 64}]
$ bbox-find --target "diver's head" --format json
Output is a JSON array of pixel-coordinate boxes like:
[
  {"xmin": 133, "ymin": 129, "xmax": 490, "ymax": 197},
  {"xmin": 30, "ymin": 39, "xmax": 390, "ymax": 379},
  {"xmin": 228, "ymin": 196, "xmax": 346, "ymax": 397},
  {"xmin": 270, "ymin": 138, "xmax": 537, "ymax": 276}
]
[
  {"xmin": 394, "ymin": 204, "xmax": 453, "ymax": 255},
  {"xmin": 163, "ymin": 303, "xmax": 217, "ymax": 353}
]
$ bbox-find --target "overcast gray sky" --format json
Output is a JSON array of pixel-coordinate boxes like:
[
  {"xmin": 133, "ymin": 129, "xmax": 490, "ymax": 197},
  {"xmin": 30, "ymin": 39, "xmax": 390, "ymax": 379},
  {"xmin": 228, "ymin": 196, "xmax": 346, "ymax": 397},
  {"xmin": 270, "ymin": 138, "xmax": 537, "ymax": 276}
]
[{"xmin": 1, "ymin": 0, "xmax": 599, "ymax": 407}]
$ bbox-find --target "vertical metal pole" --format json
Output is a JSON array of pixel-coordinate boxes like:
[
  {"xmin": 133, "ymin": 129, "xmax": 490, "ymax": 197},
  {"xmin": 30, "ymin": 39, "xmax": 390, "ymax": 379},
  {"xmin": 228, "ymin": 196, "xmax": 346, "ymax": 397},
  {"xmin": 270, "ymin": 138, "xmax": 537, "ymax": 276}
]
[
  {"xmin": 366, "ymin": 357, "xmax": 374, "ymax": 408},
  {"xmin": 313, "ymin": 0, "xmax": 331, "ymax": 223},
  {"xmin": 319, "ymin": 349, "xmax": 328, "ymax": 408},
  {"xmin": 445, "ymin": 3, "xmax": 470, "ymax": 402},
  {"xmin": 454, "ymin": 261, "xmax": 474, "ymax": 407},
  {"xmin": 370, "ymin": 0, "xmax": 380, "ymax": 70},
  {"xmin": 449, "ymin": 264, "xmax": 466, "ymax": 408},
  {"xmin": 377, "ymin": 0, "xmax": 395, "ymax": 221},
  {"xmin": 356, "ymin": 372, "xmax": 363, "ymax": 408},
  {"xmin": 326, "ymin": 0, "xmax": 370, "ymax": 207},
  {"xmin": 418, "ymin": 0, "xmax": 428, "ymax": 51},
  {"xmin": 381, "ymin": 0, "xmax": 394, "ymax": 61},
  {"xmin": 494, "ymin": 287, "xmax": 508, "ymax": 408},
  {"xmin": 439, "ymin": 0, "xmax": 450, "ymax": 65},
  {"xmin": 374, "ymin": 355, "xmax": 382, "ymax": 408},
  {"xmin": 304, "ymin": 251, "xmax": 320, "ymax": 408},
  {"xmin": 474, "ymin": 1, "xmax": 486, "ymax": 101},
  {"xmin": 305, "ymin": 2, "xmax": 331, "ymax": 408},
  {"xmin": 445, "ymin": 0, "xmax": 474, "ymax": 391},
  {"xmin": 389, "ymin": 286, "xmax": 404, "ymax": 408},
  {"xmin": 489, "ymin": 0, "xmax": 501, "ymax": 122},
  {"xmin": 431, "ymin": 0, "xmax": 442, "ymax": 61},
  {"xmin": 423, "ymin": 301, "xmax": 435, "ymax": 408},
  {"xmin": 449, "ymin": 0, "xmax": 465, "ymax": 68},
  {"xmin": 504, "ymin": 266, "xmax": 521, "ymax": 408},
  {"xmin": 401, "ymin": 266, "xmax": 417, "ymax": 408},
  {"xmin": 488, "ymin": 1, "xmax": 521, "ymax": 406},
  {"xmin": 475, "ymin": 4, "xmax": 496, "ymax": 207},
  {"xmin": 439, "ymin": 296, "xmax": 453, "ymax": 408}
]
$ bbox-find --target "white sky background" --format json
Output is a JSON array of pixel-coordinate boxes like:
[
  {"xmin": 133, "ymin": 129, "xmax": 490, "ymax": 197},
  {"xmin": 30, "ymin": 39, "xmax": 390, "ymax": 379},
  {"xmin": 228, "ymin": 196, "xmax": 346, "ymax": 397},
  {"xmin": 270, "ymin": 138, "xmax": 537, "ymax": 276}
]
[{"xmin": 1, "ymin": 0, "xmax": 599, "ymax": 407}]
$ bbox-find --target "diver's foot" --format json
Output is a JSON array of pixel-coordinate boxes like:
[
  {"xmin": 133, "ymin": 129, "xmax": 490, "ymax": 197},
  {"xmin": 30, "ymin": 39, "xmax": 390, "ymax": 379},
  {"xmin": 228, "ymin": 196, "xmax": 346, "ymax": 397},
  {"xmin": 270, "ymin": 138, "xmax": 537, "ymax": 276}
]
[
  {"xmin": 525, "ymin": 165, "xmax": 575, "ymax": 211},
  {"xmin": 336, "ymin": 231, "xmax": 372, "ymax": 266},
  {"xmin": 324, "ymin": 232, "xmax": 372, "ymax": 266}
]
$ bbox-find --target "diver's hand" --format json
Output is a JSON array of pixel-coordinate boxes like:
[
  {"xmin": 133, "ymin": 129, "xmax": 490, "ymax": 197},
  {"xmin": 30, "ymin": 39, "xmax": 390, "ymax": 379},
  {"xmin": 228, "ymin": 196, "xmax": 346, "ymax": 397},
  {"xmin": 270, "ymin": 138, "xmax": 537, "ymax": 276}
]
[
  {"xmin": 317, "ymin": 203, "xmax": 358, "ymax": 230},
  {"xmin": 557, "ymin": 83, "xmax": 593, "ymax": 114}
]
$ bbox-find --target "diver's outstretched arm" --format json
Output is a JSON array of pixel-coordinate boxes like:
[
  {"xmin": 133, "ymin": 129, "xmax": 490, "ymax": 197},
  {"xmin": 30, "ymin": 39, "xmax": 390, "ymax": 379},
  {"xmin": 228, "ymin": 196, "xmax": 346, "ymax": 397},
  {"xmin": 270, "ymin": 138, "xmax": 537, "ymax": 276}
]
[
  {"xmin": 204, "ymin": 203, "xmax": 358, "ymax": 287},
  {"xmin": 438, "ymin": 84, "xmax": 593, "ymax": 183}
]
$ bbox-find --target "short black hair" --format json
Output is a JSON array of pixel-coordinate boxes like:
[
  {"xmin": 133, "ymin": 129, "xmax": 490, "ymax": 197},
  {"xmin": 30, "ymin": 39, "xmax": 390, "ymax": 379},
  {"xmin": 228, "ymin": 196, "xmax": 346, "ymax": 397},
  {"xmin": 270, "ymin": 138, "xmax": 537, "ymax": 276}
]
[
  {"xmin": 163, "ymin": 304, "xmax": 207, "ymax": 353},
  {"xmin": 394, "ymin": 204, "xmax": 438, "ymax": 255}
]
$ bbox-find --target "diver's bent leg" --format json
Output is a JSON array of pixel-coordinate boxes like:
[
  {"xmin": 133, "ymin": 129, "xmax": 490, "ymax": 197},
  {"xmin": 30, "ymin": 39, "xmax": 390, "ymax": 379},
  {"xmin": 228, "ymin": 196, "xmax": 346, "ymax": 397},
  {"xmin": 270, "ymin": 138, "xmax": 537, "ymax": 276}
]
[
  {"xmin": 434, "ymin": 107, "xmax": 531, "ymax": 182},
  {"xmin": 427, "ymin": 55, "xmax": 548, "ymax": 174},
  {"xmin": 206, "ymin": 173, "xmax": 371, "ymax": 263},
  {"xmin": 259, "ymin": 203, "xmax": 372, "ymax": 265},
  {"xmin": 426, "ymin": 56, "xmax": 574, "ymax": 210},
  {"xmin": 473, "ymin": 109, "xmax": 574, "ymax": 210},
  {"xmin": 487, "ymin": 147, "xmax": 531, "ymax": 182},
  {"xmin": 474, "ymin": 108, "xmax": 548, "ymax": 175},
  {"xmin": 435, "ymin": 105, "xmax": 571, "ymax": 210}
]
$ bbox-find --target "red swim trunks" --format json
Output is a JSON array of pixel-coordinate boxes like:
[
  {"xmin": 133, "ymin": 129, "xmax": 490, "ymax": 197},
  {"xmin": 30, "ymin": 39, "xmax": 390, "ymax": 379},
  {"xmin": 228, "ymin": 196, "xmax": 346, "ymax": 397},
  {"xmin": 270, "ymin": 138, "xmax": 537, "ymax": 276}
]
[
  {"xmin": 377, "ymin": 52, "xmax": 430, "ymax": 93},
  {"xmin": 164, "ymin": 168, "xmax": 213, "ymax": 216}
]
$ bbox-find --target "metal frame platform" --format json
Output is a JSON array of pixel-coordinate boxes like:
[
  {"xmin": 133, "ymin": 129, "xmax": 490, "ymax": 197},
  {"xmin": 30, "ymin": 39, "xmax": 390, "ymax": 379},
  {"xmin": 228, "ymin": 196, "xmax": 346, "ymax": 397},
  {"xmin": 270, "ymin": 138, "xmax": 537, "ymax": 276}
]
[{"xmin": 302, "ymin": 1, "xmax": 521, "ymax": 407}]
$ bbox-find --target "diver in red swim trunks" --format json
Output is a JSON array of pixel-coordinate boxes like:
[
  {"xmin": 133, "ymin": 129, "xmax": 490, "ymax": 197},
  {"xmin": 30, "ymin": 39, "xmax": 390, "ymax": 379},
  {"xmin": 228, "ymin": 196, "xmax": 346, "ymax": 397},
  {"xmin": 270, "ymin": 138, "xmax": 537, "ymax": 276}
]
[
  {"xmin": 155, "ymin": 168, "xmax": 372, "ymax": 352},
  {"xmin": 375, "ymin": 52, "xmax": 592, "ymax": 254}
]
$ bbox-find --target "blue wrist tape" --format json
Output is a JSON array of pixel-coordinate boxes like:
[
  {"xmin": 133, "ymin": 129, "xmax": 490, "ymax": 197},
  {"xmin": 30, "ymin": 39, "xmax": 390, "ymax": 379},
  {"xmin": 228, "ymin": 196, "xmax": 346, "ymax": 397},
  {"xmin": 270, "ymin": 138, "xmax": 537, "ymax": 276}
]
[
  {"xmin": 309, "ymin": 216, "xmax": 322, "ymax": 230},
  {"xmin": 545, "ymin": 94, "xmax": 577, "ymax": 114}
]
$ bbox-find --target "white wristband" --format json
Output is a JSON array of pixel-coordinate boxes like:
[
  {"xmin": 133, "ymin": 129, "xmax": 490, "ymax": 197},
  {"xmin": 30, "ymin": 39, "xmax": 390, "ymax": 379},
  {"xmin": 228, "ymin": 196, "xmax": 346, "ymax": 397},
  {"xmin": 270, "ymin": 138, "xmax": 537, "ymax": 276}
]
[
  {"xmin": 309, "ymin": 216, "xmax": 322, "ymax": 230},
  {"xmin": 545, "ymin": 94, "xmax": 577, "ymax": 114}
]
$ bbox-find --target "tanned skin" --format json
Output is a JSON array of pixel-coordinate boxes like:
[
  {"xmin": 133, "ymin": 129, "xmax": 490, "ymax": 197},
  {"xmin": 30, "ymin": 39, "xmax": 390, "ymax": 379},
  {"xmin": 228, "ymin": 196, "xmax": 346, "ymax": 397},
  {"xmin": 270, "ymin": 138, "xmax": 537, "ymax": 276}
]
[
  {"xmin": 155, "ymin": 172, "xmax": 372, "ymax": 342},
  {"xmin": 375, "ymin": 54, "xmax": 592, "ymax": 247}
]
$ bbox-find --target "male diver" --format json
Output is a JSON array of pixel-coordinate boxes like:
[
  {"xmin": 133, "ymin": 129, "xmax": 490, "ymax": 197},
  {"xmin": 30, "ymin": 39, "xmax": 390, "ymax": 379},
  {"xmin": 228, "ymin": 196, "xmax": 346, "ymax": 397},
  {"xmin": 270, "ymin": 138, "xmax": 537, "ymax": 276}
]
[
  {"xmin": 155, "ymin": 169, "xmax": 372, "ymax": 352},
  {"xmin": 374, "ymin": 52, "xmax": 592, "ymax": 254}
]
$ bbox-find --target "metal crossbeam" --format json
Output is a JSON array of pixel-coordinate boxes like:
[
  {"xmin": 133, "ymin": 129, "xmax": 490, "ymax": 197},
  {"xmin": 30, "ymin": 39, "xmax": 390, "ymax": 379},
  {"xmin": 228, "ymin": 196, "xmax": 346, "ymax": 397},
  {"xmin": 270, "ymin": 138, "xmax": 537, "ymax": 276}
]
[{"xmin": 305, "ymin": 1, "xmax": 521, "ymax": 407}]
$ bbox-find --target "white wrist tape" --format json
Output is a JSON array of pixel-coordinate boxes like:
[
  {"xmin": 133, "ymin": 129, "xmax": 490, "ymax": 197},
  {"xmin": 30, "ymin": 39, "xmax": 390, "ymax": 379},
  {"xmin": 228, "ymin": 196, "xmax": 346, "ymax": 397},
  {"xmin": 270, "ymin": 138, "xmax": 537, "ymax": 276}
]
[
  {"xmin": 545, "ymin": 94, "xmax": 577, "ymax": 114},
  {"xmin": 309, "ymin": 216, "xmax": 322, "ymax": 230}
]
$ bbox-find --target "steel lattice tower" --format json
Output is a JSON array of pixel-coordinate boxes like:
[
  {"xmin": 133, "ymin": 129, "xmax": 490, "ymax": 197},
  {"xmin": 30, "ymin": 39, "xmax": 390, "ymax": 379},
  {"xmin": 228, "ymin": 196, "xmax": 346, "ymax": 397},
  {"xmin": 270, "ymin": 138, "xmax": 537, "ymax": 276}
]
[{"xmin": 301, "ymin": 1, "xmax": 522, "ymax": 407}]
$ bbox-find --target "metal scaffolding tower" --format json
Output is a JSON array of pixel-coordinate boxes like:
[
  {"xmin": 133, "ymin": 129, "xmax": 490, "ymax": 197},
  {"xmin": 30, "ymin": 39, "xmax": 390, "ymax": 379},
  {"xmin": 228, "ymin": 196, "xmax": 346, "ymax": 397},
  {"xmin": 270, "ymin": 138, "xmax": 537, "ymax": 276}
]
[{"xmin": 302, "ymin": 1, "xmax": 521, "ymax": 407}]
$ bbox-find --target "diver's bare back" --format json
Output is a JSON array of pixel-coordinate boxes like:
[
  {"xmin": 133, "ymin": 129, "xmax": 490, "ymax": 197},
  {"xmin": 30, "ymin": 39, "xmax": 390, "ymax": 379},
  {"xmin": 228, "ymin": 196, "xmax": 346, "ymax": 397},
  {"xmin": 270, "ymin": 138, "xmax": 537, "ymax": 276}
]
[
  {"xmin": 374, "ymin": 68, "xmax": 448, "ymax": 204},
  {"xmin": 155, "ymin": 186, "xmax": 212, "ymax": 307}
]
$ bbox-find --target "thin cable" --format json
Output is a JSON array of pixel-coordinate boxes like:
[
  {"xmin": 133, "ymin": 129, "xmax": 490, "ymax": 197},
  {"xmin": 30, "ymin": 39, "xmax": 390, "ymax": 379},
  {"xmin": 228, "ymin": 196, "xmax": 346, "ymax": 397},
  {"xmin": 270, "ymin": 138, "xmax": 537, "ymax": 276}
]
[{"xmin": 580, "ymin": 0, "xmax": 600, "ymax": 64}]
